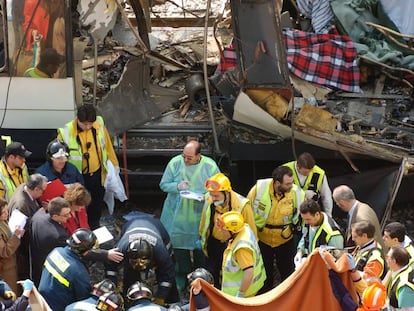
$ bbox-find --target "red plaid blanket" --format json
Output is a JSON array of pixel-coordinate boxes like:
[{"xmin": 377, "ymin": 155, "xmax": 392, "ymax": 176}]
[{"xmin": 283, "ymin": 28, "xmax": 361, "ymax": 93}]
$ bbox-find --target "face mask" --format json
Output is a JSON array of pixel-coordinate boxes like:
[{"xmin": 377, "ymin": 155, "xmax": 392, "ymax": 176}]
[{"xmin": 213, "ymin": 199, "xmax": 224, "ymax": 206}]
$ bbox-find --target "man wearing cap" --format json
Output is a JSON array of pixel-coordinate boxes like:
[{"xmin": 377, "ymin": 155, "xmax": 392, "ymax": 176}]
[
  {"xmin": 0, "ymin": 141, "xmax": 31, "ymax": 202},
  {"xmin": 24, "ymin": 47, "xmax": 64, "ymax": 78}
]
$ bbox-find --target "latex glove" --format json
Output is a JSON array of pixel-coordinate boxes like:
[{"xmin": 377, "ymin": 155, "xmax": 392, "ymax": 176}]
[
  {"xmin": 236, "ymin": 292, "xmax": 245, "ymax": 298},
  {"xmin": 4, "ymin": 290, "xmax": 16, "ymax": 301},
  {"xmin": 23, "ymin": 279, "xmax": 34, "ymax": 291},
  {"xmin": 347, "ymin": 253, "xmax": 355, "ymax": 271},
  {"xmin": 177, "ymin": 181, "xmax": 190, "ymax": 191},
  {"xmin": 305, "ymin": 190, "xmax": 317, "ymax": 200},
  {"xmin": 195, "ymin": 239, "xmax": 202, "ymax": 250},
  {"xmin": 294, "ymin": 251, "xmax": 302, "ymax": 269}
]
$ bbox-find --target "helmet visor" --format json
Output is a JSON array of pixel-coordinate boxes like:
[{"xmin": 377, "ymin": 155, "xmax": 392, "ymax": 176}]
[{"xmin": 129, "ymin": 257, "xmax": 151, "ymax": 271}]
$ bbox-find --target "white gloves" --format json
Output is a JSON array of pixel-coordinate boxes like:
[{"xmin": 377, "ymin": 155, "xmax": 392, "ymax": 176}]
[
  {"xmin": 305, "ymin": 190, "xmax": 317, "ymax": 200},
  {"xmin": 177, "ymin": 181, "xmax": 190, "ymax": 191},
  {"xmin": 294, "ymin": 250, "xmax": 303, "ymax": 270}
]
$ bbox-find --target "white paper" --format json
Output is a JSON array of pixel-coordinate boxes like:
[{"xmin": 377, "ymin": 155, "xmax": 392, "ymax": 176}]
[
  {"xmin": 180, "ymin": 191, "xmax": 204, "ymax": 202},
  {"xmin": 93, "ymin": 226, "xmax": 114, "ymax": 245},
  {"xmin": 8, "ymin": 209, "xmax": 28, "ymax": 233}
]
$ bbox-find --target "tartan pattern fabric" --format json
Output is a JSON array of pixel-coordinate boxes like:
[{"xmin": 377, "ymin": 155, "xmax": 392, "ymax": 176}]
[{"xmin": 283, "ymin": 28, "xmax": 361, "ymax": 93}]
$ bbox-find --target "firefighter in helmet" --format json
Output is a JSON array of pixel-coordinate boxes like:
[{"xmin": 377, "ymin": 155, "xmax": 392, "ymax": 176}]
[
  {"xmin": 36, "ymin": 139, "xmax": 84, "ymax": 188},
  {"xmin": 96, "ymin": 291, "xmax": 124, "ymax": 311},
  {"xmin": 199, "ymin": 173, "xmax": 257, "ymax": 288},
  {"xmin": 126, "ymin": 281, "xmax": 166, "ymax": 310},
  {"xmin": 39, "ymin": 228, "xmax": 98, "ymax": 311},
  {"xmin": 117, "ymin": 213, "xmax": 179, "ymax": 306},
  {"xmin": 217, "ymin": 211, "xmax": 266, "ymax": 297}
]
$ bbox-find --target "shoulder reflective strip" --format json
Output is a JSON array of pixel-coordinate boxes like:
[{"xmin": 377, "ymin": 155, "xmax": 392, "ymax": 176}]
[
  {"xmin": 44, "ymin": 260, "xmax": 70, "ymax": 287},
  {"xmin": 159, "ymin": 282, "xmax": 172, "ymax": 288}
]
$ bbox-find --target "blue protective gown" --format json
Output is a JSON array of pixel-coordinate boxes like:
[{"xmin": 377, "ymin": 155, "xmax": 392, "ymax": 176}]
[
  {"xmin": 159, "ymin": 155, "xmax": 219, "ymax": 249},
  {"xmin": 64, "ymin": 296, "xmax": 97, "ymax": 311}
]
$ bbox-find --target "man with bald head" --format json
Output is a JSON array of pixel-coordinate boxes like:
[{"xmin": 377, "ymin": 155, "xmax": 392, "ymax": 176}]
[
  {"xmin": 332, "ymin": 185, "xmax": 383, "ymax": 250},
  {"xmin": 160, "ymin": 140, "xmax": 220, "ymax": 291}
]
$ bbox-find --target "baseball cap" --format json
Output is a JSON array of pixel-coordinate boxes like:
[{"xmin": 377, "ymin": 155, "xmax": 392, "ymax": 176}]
[{"xmin": 5, "ymin": 142, "xmax": 32, "ymax": 158}]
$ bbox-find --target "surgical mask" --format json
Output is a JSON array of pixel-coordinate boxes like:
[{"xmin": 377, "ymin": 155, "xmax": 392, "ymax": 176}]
[{"xmin": 213, "ymin": 199, "xmax": 224, "ymax": 206}]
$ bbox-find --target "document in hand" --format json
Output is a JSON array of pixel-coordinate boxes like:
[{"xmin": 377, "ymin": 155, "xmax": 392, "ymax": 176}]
[{"xmin": 8, "ymin": 209, "xmax": 28, "ymax": 233}]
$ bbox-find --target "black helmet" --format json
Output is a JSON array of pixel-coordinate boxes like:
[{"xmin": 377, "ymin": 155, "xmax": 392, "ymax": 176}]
[
  {"xmin": 187, "ymin": 268, "xmax": 214, "ymax": 285},
  {"xmin": 126, "ymin": 281, "xmax": 152, "ymax": 302},
  {"xmin": 127, "ymin": 238, "xmax": 153, "ymax": 270},
  {"xmin": 92, "ymin": 279, "xmax": 117, "ymax": 298},
  {"xmin": 96, "ymin": 291, "xmax": 124, "ymax": 311},
  {"xmin": 46, "ymin": 139, "xmax": 69, "ymax": 162},
  {"xmin": 167, "ymin": 303, "xmax": 184, "ymax": 311},
  {"xmin": 67, "ymin": 228, "xmax": 97, "ymax": 255}
]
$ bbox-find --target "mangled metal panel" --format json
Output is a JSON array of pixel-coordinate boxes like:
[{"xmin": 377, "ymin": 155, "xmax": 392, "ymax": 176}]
[
  {"xmin": 230, "ymin": 0, "xmax": 291, "ymax": 96},
  {"xmin": 78, "ymin": 0, "xmax": 118, "ymax": 41}
]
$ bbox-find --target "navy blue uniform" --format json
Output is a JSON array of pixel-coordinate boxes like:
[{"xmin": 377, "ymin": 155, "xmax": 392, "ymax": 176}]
[
  {"xmin": 117, "ymin": 214, "xmax": 179, "ymax": 303},
  {"xmin": 39, "ymin": 246, "xmax": 91, "ymax": 311}
]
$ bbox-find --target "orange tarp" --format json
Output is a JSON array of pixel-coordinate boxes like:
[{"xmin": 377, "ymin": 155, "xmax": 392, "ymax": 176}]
[{"xmin": 190, "ymin": 250, "xmax": 357, "ymax": 311}]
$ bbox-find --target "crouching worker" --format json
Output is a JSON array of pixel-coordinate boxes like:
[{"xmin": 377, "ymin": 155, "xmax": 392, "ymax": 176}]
[
  {"xmin": 126, "ymin": 281, "xmax": 166, "ymax": 310},
  {"xmin": 216, "ymin": 211, "xmax": 266, "ymax": 297},
  {"xmin": 65, "ymin": 279, "xmax": 117, "ymax": 310},
  {"xmin": 39, "ymin": 228, "xmax": 98, "ymax": 311},
  {"xmin": 0, "ymin": 279, "xmax": 34, "ymax": 311}
]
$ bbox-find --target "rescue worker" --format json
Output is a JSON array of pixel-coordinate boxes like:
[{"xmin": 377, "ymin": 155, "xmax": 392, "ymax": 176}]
[
  {"xmin": 116, "ymin": 212, "xmax": 179, "ymax": 306},
  {"xmin": 217, "ymin": 211, "xmax": 266, "ymax": 297},
  {"xmin": 295, "ymin": 199, "xmax": 343, "ymax": 267},
  {"xmin": 159, "ymin": 140, "xmax": 220, "ymax": 291},
  {"xmin": 351, "ymin": 221, "xmax": 386, "ymax": 281},
  {"xmin": 386, "ymin": 245, "xmax": 414, "ymax": 310},
  {"xmin": 0, "ymin": 278, "xmax": 34, "ymax": 311},
  {"xmin": 39, "ymin": 228, "xmax": 98, "ymax": 311},
  {"xmin": 96, "ymin": 291, "xmax": 124, "ymax": 311},
  {"xmin": 283, "ymin": 152, "xmax": 333, "ymax": 216},
  {"xmin": 383, "ymin": 222, "xmax": 414, "ymax": 265},
  {"xmin": 65, "ymin": 279, "xmax": 117, "ymax": 311},
  {"xmin": 0, "ymin": 141, "xmax": 31, "ymax": 202},
  {"xmin": 247, "ymin": 165, "xmax": 304, "ymax": 292},
  {"xmin": 57, "ymin": 103, "xmax": 120, "ymax": 229},
  {"xmin": 199, "ymin": 173, "xmax": 257, "ymax": 288},
  {"xmin": 126, "ymin": 281, "xmax": 166, "ymax": 310},
  {"xmin": 24, "ymin": 47, "xmax": 64, "ymax": 78},
  {"xmin": 36, "ymin": 139, "xmax": 84, "ymax": 187}
]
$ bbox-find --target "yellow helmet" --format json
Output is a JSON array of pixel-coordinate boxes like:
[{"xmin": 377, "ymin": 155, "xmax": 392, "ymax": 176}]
[
  {"xmin": 205, "ymin": 173, "xmax": 232, "ymax": 192},
  {"xmin": 360, "ymin": 281, "xmax": 386, "ymax": 311},
  {"xmin": 217, "ymin": 211, "xmax": 244, "ymax": 234}
]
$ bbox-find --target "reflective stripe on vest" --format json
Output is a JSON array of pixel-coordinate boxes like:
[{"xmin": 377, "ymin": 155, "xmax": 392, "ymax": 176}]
[
  {"xmin": 0, "ymin": 172, "xmax": 14, "ymax": 202},
  {"xmin": 222, "ymin": 224, "xmax": 266, "ymax": 296},
  {"xmin": 200, "ymin": 193, "xmax": 248, "ymax": 255},
  {"xmin": 304, "ymin": 212, "xmax": 342, "ymax": 252},
  {"xmin": 355, "ymin": 245, "xmax": 386, "ymax": 279},
  {"xmin": 283, "ymin": 161, "xmax": 325, "ymax": 192},
  {"xmin": 58, "ymin": 116, "xmax": 108, "ymax": 173},
  {"xmin": 252, "ymin": 179, "xmax": 303, "ymax": 228},
  {"xmin": 389, "ymin": 266, "xmax": 414, "ymax": 308},
  {"xmin": 44, "ymin": 259, "xmax": 70, "ymax": 287}
]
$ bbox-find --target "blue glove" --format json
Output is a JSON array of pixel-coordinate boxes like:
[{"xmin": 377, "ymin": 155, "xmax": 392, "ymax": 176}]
[
  {"xmin": 236, "ymin": 292, "xmax": 245, "ymax": 298},
  {"xmin": 195, "ymin": 239, "xmax": 202, "ymax": 250},
  {"xmin": 23, "ymin": 279, "xmax": 34, "ymax": 291},
  {"xmin": 347, "ymin": 253, "xmax": 355, "ymax": 270}
]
